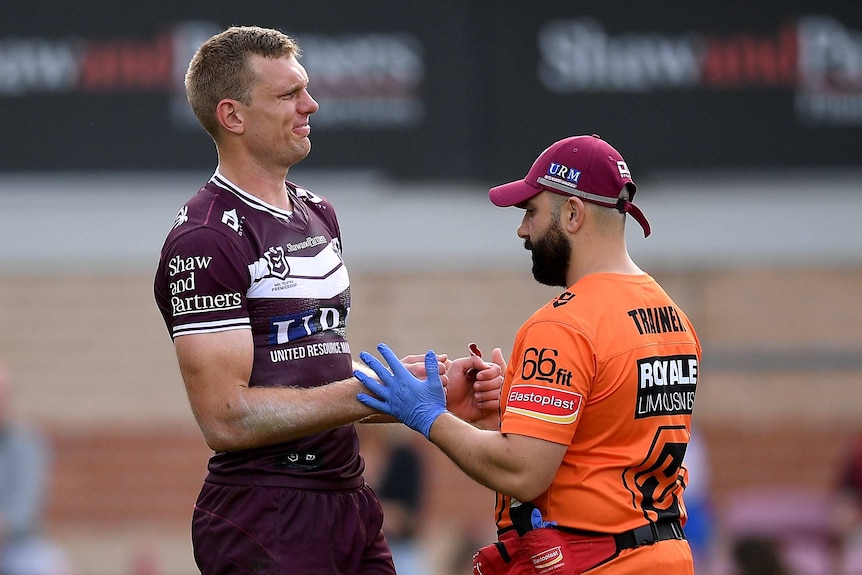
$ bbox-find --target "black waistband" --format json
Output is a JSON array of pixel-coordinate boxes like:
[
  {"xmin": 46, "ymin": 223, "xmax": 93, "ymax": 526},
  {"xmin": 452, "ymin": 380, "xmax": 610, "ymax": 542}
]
[{"xmin": 614, "ymin": 520, "xmax": 686, "ymax": 551}]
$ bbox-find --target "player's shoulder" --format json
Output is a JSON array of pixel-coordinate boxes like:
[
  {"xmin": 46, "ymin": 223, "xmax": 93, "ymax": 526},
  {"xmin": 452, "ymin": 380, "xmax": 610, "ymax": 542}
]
[
  {"xmin": 289, "ymin": 181, "xmax": 335, "ymax": 211},
  {"xmin": 161, "ymin": 183, "xmax": 245, "ymax": 247}
]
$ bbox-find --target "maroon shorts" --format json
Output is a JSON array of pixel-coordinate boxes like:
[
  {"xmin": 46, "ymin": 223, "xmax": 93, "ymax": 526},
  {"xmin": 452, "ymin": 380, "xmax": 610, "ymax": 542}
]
[{"xmin": 192, "ymin": 479, "xmax": 395, "ymax": 575}]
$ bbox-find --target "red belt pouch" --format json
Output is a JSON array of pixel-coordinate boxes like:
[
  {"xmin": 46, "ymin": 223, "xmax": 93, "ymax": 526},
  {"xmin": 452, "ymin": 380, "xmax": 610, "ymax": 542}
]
[
  {"xmin": 521, "ymin": 527, "xmax": 619, "ymax": 575},
  {"xmin": 473, "ymin": 531, "xmax": 522, "ymax": 575},
  {"xmin": 473, "ymin": 528, "xmax": 619, "ymax": 575},
  {"xmin": 519, "ymin": 527, "xmax": 573, "ymax": 574}
]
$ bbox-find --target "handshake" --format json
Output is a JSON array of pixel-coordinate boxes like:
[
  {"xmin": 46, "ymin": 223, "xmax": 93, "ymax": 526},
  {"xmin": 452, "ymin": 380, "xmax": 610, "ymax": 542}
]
[{"xmin": 354, "ymin": 342, "xmax": 505, "ymax": 438}]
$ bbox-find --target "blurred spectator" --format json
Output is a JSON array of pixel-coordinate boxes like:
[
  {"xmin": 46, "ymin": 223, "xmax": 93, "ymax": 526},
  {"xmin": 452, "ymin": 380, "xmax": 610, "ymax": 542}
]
[
  {"xmin": 731, "ymin": 535, "xmax": 789, "ymax": 575},
  {"xmin": 832, "ymin": 434, "xmax": 862, "ymax": 573},
  {"xmin": 376, "ymin": 428, "xmax": 429, "ymax": 575},
  {"xmin": 0, "ymin": 362, "xmax": 71, "ymax": 575},
  {"xmin": 683, "ymin": 425, "xmax": 716, "ymax": 572},
  {"xmin": 834, "ymin": 435, "xmax": 862, "ymax": 529}
]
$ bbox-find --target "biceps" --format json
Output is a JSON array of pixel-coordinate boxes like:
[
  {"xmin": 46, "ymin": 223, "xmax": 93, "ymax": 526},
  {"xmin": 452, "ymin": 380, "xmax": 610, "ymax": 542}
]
[
  {"xmin": 174, "ymin": 330, "xmax": 254, "ymax": 419},
  {"xmin": 507, "ymin": 434, "xmax": 568, "ymax": 488}
]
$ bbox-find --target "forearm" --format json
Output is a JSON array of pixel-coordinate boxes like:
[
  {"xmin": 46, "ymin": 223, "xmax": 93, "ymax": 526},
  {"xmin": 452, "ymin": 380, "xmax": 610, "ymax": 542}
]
[
  {"xmin": 354, "ymin": 344, "xmax": 563, "ymax": 502},
  {"xmin": 427, "ymin": 413, "xmax": 539, "ymax": 501},
  {"xmin": 197, "ymin": 376, "xmax": 377, "ymax": 451},
  {"xmin": 178, "ymin": 333, "xmax": 386, "ymax": 452}
]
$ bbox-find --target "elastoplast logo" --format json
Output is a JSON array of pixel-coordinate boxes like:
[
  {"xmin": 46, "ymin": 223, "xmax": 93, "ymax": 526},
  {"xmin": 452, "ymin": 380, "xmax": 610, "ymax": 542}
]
[
  {"xmin": 531, "ymin": 546, "xmax": 565, "ymax": 573},
  {"xmin": 506, "ymin": 384, "xmax": 582, "ymax": 425}
]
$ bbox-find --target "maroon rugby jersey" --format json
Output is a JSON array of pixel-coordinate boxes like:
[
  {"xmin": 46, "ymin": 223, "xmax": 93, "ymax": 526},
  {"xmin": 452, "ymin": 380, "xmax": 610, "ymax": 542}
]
[{"xmin": 154, "ymin": 171, "xmax": 363, "ymax": 489}]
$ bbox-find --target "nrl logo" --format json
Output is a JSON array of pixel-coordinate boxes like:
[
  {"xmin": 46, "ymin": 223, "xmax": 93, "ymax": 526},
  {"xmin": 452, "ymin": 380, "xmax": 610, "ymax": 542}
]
[{"xmin": 264, "ymin": 246, "xmax": 290, "ymax": 280}]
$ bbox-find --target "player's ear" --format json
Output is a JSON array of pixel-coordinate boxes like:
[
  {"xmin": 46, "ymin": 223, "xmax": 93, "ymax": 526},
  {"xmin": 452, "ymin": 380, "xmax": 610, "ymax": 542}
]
[{"xmin": 216, "ymin": 99, "xmax": 245, "ymax": 135}]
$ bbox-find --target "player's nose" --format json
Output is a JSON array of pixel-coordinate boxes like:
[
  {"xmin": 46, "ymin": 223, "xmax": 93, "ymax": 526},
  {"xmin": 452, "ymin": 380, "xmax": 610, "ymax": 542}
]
[{"xmin": 300, "ymin": 90, "xmax": 319, "ymax": 114}]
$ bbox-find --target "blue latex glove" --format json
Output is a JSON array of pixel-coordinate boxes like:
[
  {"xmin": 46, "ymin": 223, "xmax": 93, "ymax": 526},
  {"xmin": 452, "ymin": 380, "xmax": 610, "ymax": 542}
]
[
  {"xmin": 355, "ymin": 343, "xmax": 447, "ymax": 439},
  {"xmin": 531, "ymin": 507, "xmax": 558, "ymax": 529}
]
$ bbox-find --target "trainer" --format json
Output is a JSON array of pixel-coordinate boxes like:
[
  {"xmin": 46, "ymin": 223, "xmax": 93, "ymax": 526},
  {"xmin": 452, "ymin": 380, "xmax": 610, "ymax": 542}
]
[{"xmin": 356, "ymin": 134, "xmax": 702, "ymax": 574}]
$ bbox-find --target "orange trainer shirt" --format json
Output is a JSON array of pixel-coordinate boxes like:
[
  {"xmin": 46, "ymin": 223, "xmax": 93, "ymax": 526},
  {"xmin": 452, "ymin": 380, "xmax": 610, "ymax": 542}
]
[{"xmin": 495, "ymin": 273, "xmax": 702, "ymax": 535}]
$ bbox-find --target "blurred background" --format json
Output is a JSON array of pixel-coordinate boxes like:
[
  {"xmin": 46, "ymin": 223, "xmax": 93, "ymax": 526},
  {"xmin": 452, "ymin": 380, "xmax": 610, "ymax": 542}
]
[{"xmin": 1, "ymin": 1, "xmax": 861, "ymax": 574}]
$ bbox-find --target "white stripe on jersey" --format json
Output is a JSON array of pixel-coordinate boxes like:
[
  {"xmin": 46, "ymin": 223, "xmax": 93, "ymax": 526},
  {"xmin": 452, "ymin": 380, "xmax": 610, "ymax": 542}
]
[
  {"xmin": 247, "ymin": 241, "xmax": 349, "ymax": 300},
  {"xmin": 211, "ymin": 171, "xmax": 294, "ymax": 220},
  {"xmin": 172, "ymin": 317, "xmax": 251, "ymax": 338}
]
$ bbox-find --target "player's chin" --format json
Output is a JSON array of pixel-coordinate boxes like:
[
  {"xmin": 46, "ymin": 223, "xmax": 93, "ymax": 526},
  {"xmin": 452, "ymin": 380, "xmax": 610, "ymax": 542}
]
[{"xmin": 284, "ymin": 145, "xmax": 312, "ymax": 167}]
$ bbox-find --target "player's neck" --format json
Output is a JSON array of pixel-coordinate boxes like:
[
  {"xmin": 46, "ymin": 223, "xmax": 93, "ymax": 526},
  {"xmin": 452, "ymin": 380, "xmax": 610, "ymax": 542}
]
[{"xmin": 217, "ymin": 159, "xmax": 293, "ymax": 211}]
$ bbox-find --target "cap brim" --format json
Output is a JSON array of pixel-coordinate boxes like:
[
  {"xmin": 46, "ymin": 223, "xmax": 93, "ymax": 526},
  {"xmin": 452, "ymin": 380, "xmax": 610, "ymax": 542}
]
[{"xmin": 488, "ymin": 179, "xmax": 542, "ymax": 207}]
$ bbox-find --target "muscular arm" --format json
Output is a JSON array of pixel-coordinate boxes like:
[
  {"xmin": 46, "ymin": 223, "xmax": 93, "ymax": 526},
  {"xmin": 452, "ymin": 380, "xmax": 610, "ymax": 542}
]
[
  {"xmin": 175, "ymin": 329, "xmax": 377, "ymax": 452},
  {"xmin": 356, "ymin": 344, "xmax": 563, "ymax": 501},
  {"xmin": 427, "ymin": 414, "xmax": 567, "ymax": 502}
]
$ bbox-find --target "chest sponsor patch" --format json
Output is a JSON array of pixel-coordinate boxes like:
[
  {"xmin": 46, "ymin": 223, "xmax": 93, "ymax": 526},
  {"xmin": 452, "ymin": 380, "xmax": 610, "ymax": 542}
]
[{"xmin": 506, "ymin": 384, "xmax": 583, "ymax": 425}]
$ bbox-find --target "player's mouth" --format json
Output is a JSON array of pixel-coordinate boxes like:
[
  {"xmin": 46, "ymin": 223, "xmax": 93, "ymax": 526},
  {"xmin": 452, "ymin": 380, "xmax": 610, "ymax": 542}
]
[{"xmin": 294, "ymin": 123, "xmax": 311, "ymax": 137}]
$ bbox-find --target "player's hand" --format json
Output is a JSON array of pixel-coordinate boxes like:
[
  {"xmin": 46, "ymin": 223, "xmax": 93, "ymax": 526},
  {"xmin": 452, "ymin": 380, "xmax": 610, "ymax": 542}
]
[
  {"xmin": 445, "ymin": 343, "xmax": 505, "ymax": 430},
  {"xmin": 400, "ymin": 353, "xmax": 449, "ymax": 387},
  {"xmin": 355, "ymin": 344, "xmax": 447, "ymax": 439}
]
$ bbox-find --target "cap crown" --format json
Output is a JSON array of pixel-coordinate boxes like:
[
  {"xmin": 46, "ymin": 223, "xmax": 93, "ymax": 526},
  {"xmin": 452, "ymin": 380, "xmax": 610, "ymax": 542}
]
[
  {"xmin": 488, "ymin": 134, "xmax": 651, "ymax": 236},
  {"xmin": 526, "ymin": 134, "xmax": 637, "ymax": 205}
]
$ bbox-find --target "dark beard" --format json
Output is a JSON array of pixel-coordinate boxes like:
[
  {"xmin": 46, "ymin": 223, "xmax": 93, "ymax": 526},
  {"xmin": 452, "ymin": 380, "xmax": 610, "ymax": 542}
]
[{"xmin": 525, "ymin": 219, "xmax": 570, "ymax": 287}]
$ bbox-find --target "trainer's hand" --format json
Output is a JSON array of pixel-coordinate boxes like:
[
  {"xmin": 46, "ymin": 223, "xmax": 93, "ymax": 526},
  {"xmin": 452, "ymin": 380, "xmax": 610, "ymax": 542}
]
[
  {"xmin": 355, "ymin": 344, "xmax": 447, "ymax": 439},
  {"xmin": 446, "ymin": 344, "xmax": 505, "ymax": 429}
]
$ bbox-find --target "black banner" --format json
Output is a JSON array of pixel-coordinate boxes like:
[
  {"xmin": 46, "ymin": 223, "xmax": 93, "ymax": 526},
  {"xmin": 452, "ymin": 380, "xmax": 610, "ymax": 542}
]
[{"xmin": 3, "ymin": 1, "xmax": 861, "ymax": 180}]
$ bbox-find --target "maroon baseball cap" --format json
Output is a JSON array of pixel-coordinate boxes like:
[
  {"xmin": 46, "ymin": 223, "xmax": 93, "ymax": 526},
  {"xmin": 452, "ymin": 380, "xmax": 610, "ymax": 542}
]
[{"xmin": 488, "ymin": 134, "xmax": 651, "ymax": 237}]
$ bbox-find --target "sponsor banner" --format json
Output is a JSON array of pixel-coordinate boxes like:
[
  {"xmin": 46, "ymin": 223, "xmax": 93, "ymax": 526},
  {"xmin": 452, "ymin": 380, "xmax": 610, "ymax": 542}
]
[
  {"xmin": 2, "ymin": 1, "xmax": 859, "ymax": 178},
  {"xmin": 489, "ymin": 3, "xmax": 862, "ymax": 177},
  {"xmin": 635, "ymin": 354, "xmax": 698, "ymax": 418},
  {"xmin": 270, "ymin": 340, "xmax": 351, "ymax": 363},
  {"xmin": 506, "ymin": 384, "xmax": 583, "ymax": 425}
]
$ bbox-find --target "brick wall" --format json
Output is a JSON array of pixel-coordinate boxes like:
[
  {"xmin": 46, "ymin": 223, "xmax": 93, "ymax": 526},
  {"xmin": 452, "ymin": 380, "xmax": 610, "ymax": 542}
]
[{"xmin": 2, "ymin": 266, "xmax": 861, "ymax": 574}]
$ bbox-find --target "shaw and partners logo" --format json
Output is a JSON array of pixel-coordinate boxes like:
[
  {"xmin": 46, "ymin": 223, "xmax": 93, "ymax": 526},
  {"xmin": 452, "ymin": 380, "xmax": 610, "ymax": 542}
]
[
  {"xmin": 0, "ymin": 22, "xmax": 425, "ymax": 129},
  {"xmin": 538, "ymin": 16, "xmax": 862, "ymax": 125},
  {"xmin": 167, "ymin": 254, "xmax": 241, "ymax": 316}
]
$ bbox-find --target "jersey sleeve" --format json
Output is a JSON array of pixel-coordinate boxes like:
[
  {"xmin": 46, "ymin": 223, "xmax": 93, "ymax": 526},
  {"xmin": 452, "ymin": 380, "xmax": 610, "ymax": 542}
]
[
  {"xmin": 501, "ymin": 319, "xmax": 596, "ymax": 446},
  {"xmin": 155, "ymin": 227, "xmax": 251, "ymax": 339}
]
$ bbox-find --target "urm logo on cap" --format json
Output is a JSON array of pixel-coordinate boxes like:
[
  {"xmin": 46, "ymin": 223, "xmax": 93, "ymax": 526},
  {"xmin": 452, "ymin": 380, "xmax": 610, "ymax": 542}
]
[{"xmin": 548, "ymin": 162, "xmax": 580, "ymax": 184}]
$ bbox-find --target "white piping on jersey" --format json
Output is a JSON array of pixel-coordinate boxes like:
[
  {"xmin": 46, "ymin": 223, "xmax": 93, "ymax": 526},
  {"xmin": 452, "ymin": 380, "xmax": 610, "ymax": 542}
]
[
  {"xmin": 172, "ymin": 317, "xmax": 251, "ymax": 338},
  {"xmin": 211, "ymin": 169, "xmax": 296, "ymax": 220}
]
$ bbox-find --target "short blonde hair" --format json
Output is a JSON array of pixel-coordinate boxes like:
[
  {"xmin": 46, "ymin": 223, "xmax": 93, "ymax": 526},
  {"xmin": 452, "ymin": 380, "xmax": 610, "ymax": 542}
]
[{"xmin": 185, "ymin": 26, "xmax": 301, "ymax": 139}]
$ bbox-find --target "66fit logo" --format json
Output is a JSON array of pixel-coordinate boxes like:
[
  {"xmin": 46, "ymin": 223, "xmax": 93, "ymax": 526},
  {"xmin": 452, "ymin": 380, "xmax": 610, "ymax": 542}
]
[
  {"xmin": 521, "ymin": 347, "xmax": 575, "ymax": 387},
  {"xmin": 506, "ymin": 385, "xmax": 582, "ymax": 425}
]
